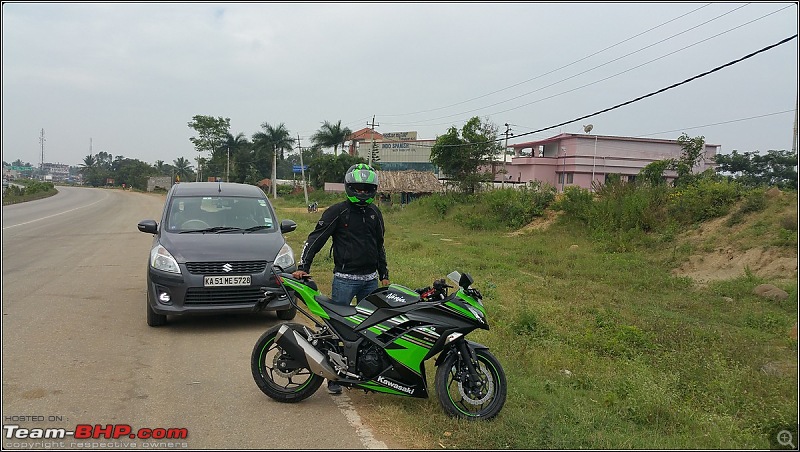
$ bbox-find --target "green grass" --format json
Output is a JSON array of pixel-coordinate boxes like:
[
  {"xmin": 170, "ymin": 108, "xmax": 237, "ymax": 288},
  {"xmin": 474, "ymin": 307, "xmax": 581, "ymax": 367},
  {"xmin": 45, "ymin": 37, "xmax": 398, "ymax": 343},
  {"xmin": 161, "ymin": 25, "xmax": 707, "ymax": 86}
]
[{"xmin": 272, "ymin": 193, "xmax": 797, "ymax": 450}]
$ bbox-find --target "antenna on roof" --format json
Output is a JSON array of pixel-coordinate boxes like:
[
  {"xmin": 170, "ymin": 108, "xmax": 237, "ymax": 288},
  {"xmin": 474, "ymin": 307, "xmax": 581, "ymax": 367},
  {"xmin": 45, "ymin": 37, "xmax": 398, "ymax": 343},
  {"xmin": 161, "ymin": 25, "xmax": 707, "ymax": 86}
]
[{"xmin": 583, "ymin": 124, "xmax": 593, "ymax": 134}]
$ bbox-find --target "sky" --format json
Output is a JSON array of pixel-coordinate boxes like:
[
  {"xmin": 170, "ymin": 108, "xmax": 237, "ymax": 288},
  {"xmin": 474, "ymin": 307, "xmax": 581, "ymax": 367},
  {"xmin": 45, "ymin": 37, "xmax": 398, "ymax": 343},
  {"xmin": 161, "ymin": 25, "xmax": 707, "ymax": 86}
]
[{"xmin": 2, "ymin": 2, "xmax": 798, "ymax": 168}]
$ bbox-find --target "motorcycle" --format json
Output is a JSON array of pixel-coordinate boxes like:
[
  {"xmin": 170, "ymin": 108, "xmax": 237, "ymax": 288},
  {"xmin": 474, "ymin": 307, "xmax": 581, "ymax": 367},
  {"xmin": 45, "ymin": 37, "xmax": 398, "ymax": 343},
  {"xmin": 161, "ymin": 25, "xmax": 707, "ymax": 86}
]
[{"xmin": 250, "ymin": 268, "xmax": 507, "ymax": 420}]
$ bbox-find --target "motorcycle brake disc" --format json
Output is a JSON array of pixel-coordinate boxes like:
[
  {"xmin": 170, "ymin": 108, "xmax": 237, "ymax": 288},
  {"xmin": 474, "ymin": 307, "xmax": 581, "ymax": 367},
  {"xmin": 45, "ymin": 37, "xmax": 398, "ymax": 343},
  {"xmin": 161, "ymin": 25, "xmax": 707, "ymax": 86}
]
[{"xmin": 457, "ymin": 364, "xmax": 495, "ymax": 405}]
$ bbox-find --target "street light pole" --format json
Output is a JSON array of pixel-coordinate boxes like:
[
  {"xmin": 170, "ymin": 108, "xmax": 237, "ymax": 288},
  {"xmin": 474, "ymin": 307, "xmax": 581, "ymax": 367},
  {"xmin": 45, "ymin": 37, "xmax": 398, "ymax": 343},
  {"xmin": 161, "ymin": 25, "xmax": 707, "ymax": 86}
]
[{"xmin": 227, "ymin": 146, "xmax": 230, "ymax": 182}]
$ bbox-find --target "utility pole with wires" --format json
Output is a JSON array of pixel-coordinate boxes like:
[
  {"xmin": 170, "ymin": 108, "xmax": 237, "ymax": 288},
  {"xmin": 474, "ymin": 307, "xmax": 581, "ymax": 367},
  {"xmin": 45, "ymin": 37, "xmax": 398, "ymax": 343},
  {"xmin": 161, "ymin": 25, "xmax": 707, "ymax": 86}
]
[
  {"xmin": 297, "ymin": 133, "xmax": 309, "ymax": 205},
  {"xmin": 39, "ymin": 128, "xmax": 46, "ymax": 179},
  {"xmin": 368, "ymin": 115, "xmax": 379, "ymax": 167},
  {"xmin": 502, "ymin": 123, "xmax": 512, "ymax": 189}
]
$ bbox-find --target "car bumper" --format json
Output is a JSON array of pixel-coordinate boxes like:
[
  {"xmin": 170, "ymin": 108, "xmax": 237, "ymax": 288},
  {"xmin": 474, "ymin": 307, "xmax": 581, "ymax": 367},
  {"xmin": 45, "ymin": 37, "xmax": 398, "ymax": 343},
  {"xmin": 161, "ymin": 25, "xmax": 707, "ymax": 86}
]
[{"xmin": 146, "ymin": 262, "xmax": 296, "ymax": 316}]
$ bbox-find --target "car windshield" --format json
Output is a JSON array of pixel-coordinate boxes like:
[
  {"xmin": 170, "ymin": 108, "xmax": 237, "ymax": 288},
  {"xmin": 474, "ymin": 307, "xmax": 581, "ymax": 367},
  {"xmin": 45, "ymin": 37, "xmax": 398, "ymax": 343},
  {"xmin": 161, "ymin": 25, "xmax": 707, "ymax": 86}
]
[{"xmin": 165, "ymin": 196, "xmax": 275, "ymax": 232}]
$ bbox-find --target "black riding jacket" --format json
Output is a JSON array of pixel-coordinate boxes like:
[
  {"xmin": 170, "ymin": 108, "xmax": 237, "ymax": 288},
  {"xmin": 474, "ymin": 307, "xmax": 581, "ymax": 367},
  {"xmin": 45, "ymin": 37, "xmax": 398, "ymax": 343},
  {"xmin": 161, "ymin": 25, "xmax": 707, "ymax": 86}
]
[{"xmin": 297, "ymin": 201, "xmax": 388, "ymax": 280}]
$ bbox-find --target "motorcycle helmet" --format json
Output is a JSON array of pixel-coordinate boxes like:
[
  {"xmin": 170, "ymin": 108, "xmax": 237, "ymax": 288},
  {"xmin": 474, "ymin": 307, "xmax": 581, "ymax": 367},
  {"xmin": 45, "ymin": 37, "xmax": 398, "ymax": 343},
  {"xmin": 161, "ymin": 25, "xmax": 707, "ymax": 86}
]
[{"xmin": 344, "ymin": 163, "xmax": 378, "ymax": 205}]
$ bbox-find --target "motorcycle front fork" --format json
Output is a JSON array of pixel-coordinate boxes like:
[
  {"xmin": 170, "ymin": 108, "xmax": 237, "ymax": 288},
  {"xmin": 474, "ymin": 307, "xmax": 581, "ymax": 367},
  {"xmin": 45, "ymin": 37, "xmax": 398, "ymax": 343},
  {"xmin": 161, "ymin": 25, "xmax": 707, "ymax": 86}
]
[{"xmin": 455, "ymin": 339, "xmax": 485, "ymax": 393}]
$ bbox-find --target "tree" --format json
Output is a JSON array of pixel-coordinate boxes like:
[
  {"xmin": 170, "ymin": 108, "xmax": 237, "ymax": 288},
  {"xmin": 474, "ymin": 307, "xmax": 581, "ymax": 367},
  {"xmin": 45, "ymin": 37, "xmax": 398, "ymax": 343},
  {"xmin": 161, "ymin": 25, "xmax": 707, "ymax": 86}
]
[
  {"xmin": 253, "ymin": 122, "xmax": 293, "ymax": 198},
  {"xmin": 429, "ymin": 116, "xmax": 500, "ymax": 193},
  {"xmin": 187, "ymin": 115, "xmax": 231, "ymax": 181},
  {"xmin": 79, "ymin": 154, "xmax": 102, "ymax": 186},
  {"xmin": 173, "ymin": 157, "xmax": 193, "ymax": 182},
  {"xmin": 311, "ymin": 120, "xmax": 352, "ymax": 156},
  {"xmin": 714, "ymin": 149, "xmax": 798, "ymax": 189},
  {"xmin": 671, "ymin": 133, "xmax": 706, "ymax": 187},
  {"xmin": 307, "ymin": 153, "xmax": 366, "ymax": 189}
]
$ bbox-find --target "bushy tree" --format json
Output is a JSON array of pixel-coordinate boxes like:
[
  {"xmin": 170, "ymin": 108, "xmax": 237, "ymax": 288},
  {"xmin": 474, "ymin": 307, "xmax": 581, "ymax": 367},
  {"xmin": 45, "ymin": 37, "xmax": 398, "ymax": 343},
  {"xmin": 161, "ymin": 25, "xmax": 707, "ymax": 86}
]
[
  {"xmin": 429, "ymin": 116, "xmax": 500, "ymax": 194},
  {"xmin": 714, "ymin": 149, "xmax": 797, "ymax": 189}
]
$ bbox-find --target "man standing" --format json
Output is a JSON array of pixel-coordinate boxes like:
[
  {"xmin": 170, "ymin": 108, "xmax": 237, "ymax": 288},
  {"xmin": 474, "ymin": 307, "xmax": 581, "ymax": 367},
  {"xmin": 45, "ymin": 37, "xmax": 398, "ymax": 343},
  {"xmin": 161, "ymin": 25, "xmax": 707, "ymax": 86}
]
[{"xmin": 292, "ymin": 163, "xmax": 390, "ymax": 394}]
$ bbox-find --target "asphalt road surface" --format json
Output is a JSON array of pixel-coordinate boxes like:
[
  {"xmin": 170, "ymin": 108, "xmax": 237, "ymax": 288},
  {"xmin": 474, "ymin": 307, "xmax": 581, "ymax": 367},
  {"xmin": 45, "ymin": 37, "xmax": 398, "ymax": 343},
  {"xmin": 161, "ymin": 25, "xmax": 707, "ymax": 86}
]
[{"xmin": 1, "ymin": 186, "xmax": 401, "ymax": 450}]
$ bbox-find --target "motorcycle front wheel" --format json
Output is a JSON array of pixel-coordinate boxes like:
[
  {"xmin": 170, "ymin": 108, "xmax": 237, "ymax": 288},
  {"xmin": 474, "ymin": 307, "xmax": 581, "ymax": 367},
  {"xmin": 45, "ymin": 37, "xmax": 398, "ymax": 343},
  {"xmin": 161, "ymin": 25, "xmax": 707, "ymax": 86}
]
[
  {"xmin": 434, "ymin": 348, "xmax": 507, "ymax": 420},
  {"xmin": 251, "ymin": 323, "xmax": 324, "ymax": 403}
]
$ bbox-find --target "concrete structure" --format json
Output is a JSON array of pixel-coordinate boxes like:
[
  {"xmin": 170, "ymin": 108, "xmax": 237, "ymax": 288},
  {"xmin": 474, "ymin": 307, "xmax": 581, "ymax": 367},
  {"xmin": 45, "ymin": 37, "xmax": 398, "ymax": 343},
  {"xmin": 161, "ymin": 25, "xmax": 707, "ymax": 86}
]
[
  {"xmin": 503, "ymin": 133, "xmax": 720, "ymax": 192},
  {"xmin": 41, "ymin": 162, "xmax": 71, "ymax": 182},
  {"xmin": 147, "ymin": 176, "xmax": 173, "ymax": 192}
]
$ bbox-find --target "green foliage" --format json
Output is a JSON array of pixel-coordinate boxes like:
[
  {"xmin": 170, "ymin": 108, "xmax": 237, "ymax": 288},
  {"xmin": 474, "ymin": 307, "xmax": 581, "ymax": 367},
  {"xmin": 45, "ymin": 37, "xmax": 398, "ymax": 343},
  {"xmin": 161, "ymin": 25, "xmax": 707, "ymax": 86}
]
[
  {"xmin": 638, "ymin": 159, "xmax": 672, "ymax": 186},
  {"xmin": 2, "ymin": 180, "xmax": 57, "ymax": 205},
  {"xmin": 482, "ymin": 184, "xmax": 556, "ymax": 229},
  {"xmin": 714, "ymin": 149, "xmax": 798, "ymax": 189},
  {"xmin": 667, "ymin": 177, "xmax": 742, "ymax": 224},
  {"xmin": 672, "ymin": 133, "xmax": 707, "ymax": 187},
  {"xmin": 310, "ymin": 120, "xmax": 352, "ymax": 156},
  {"xmin": 429, "ymin": 116, "xmax": 500, "ymax": 194},
  {"xmin": 307, "ymin": 153, "xmax": 367, "ymax": 189}
]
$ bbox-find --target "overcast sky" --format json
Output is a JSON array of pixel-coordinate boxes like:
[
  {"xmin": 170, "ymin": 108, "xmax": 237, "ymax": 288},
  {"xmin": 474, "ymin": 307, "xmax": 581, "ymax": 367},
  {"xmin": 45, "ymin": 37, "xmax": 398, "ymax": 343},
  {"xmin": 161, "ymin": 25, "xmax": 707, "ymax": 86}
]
[{"xmin": 2, "ymin": 2, "xmax": 798, "ymax": 168}]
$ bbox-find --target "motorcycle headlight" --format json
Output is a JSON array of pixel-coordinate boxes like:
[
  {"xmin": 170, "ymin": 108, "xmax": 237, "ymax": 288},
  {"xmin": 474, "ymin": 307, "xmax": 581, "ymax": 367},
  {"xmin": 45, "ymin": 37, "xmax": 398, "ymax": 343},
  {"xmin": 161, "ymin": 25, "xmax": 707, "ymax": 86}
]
[
  {"xmin": 274, "ymin": 242, "xmax": 294, "ymax": 271},
  {"xmin": 150, "ymin": 244, "xmax": 181, "ymax": 274}
]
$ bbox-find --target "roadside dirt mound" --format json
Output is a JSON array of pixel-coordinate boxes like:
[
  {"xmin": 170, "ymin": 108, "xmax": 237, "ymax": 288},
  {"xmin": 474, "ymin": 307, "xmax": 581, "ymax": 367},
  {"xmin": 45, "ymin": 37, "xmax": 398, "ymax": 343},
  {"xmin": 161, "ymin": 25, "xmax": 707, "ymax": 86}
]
[
  {"xmin": 507, "ymin": 210, "xmax": 561, "ymax": 236},
  {"xmin": 671, "ymin": 246, "xmax": 797, "ymax": 283}
]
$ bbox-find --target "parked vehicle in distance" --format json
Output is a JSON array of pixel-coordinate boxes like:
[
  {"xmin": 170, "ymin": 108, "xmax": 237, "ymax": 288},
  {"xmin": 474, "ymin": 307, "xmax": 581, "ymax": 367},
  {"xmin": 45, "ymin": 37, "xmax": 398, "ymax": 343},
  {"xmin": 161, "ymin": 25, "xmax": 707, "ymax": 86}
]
[{"xmin": 137, "ymin": 182, "xmax": 298, "ymax": 326}]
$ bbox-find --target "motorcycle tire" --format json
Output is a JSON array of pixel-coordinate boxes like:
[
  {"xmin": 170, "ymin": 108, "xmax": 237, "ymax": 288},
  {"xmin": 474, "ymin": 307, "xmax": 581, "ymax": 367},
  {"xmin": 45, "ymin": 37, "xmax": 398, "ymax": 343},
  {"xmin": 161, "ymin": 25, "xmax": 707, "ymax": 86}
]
[
  {"xmin": 434, "ymin": 348, "xmax": 507, "ymax": 420},
  {"xmin": 251, "ymin": 322, "xmax": 324, "ymax": 403}
]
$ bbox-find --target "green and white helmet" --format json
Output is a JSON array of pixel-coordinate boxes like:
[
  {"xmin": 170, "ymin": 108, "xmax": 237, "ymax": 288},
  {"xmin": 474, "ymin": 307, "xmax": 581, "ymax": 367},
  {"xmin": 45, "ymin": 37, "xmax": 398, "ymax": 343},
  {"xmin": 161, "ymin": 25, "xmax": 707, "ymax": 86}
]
[{"xmin": 344, "ymin": 164, "xmax": 378, "ymax": 205}]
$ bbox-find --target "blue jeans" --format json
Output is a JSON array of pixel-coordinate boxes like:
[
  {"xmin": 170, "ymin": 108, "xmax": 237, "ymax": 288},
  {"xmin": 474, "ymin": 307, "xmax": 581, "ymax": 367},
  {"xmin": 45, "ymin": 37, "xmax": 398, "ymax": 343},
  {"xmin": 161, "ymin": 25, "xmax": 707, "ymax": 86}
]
[{"xmin": 331, "ymin": 276, "xmax": 378, "ymax": 306}]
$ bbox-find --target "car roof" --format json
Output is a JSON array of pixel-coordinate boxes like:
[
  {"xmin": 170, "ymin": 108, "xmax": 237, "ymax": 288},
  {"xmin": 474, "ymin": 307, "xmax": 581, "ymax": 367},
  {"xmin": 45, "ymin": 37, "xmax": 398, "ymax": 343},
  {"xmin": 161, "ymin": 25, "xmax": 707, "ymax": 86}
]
[{"xmin": 169, "ymin": 182, "xmax": 267, "ymax": 198}]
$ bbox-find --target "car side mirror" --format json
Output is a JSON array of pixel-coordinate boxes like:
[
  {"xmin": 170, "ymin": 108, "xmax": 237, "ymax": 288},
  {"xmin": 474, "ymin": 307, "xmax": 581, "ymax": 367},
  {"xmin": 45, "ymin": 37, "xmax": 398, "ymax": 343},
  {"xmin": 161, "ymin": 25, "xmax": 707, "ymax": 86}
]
[
  {"xmin": 280, "ymin": 219, "xmax": 297, "ymax": 234},
  {"xmin": 137, "ymin": 219, "xmax": 158, "ymax": 234}
]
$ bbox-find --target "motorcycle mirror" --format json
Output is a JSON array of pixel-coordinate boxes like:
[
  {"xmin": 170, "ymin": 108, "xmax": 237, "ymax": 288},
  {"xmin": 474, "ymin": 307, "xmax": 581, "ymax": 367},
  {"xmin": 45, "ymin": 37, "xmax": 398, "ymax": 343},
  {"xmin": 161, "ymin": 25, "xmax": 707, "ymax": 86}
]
[{"xmin": 459, "ymin": 272, "xmax": 474, "ymax": 288}]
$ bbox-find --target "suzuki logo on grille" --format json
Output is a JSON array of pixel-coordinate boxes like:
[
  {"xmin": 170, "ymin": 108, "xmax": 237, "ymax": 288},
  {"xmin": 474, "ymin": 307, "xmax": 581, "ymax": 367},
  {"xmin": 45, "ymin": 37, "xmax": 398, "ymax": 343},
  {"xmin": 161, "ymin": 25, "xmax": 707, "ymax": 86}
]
[{"xmin": 222, "ymin": 263, "xmax": 233, "ymax": 273}]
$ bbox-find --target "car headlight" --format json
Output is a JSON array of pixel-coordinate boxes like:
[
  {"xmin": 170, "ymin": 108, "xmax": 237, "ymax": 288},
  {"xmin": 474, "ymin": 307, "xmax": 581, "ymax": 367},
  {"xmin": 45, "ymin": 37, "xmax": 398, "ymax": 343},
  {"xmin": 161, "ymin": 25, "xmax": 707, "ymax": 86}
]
[
  {"xmin": 150, "ymin": 244, "xmax": 181, "ymax": 274},
  {"xmin": 274, "ymin": 242, "xmax": 294, "ymax": 271}
]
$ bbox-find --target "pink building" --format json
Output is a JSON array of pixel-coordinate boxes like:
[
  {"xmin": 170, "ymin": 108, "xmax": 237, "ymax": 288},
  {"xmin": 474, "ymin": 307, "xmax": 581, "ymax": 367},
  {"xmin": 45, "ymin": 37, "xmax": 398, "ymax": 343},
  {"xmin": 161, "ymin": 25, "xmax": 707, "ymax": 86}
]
[{"xmin": 499, "ymin": 133, "xmax": 720, "ymax": 191}]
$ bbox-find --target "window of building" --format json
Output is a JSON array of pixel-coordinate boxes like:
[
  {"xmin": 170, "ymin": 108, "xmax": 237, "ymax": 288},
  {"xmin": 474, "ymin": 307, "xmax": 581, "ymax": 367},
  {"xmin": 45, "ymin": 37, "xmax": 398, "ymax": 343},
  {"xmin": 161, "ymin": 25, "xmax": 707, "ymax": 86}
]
[{"xmin": 566, "ymin": 173, "xmax": 573, "ymax": 184}]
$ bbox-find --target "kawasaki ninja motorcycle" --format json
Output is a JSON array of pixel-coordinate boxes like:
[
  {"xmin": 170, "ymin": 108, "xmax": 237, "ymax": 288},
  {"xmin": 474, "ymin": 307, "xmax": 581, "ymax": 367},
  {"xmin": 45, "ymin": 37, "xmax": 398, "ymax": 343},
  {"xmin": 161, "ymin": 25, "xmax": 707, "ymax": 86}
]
[{"xmin": 250, "ymin": 268, "xmax": 507, "ymax": 420}]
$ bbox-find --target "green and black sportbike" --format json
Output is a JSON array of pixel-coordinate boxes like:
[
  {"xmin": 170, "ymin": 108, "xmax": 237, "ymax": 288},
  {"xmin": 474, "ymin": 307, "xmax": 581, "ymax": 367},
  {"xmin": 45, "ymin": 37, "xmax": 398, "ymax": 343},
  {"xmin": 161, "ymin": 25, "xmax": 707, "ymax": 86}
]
[{"xmin": 250, "ymin": 268, "xmax": 507, "ymax": 420}]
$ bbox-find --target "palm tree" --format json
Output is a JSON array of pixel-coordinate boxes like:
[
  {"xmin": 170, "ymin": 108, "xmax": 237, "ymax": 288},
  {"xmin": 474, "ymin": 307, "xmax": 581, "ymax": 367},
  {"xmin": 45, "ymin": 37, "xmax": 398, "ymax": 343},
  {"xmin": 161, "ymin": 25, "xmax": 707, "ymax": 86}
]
[
  {"xmin": 252, "ymin": 122, "xmax": 294, "ymax": 198},
  {"xmin": 311, "ymin": 120, "xmax": 352, "ymax": 156},
  {"xmin": 79, "ymin": 154, "xmax": 98, "ymax": 185},
  {"xmin": 222, "ymin": 132, "xmax": 250, "ymax": 182},
  {"xmin": 173, "ymin": 157, "xmax": 193, "ymax": 182}
]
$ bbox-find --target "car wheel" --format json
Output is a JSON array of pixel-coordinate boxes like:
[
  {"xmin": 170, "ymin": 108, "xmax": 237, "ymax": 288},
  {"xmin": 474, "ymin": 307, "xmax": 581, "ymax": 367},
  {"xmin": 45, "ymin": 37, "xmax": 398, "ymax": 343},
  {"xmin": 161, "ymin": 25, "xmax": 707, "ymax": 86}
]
[
  {"xmin": 147, "ymin": 300, "xmax": 167, "ymax": 327},
  {"xmin": 276, "ymin": 307, "xmax": 297, "ymax": 321}
]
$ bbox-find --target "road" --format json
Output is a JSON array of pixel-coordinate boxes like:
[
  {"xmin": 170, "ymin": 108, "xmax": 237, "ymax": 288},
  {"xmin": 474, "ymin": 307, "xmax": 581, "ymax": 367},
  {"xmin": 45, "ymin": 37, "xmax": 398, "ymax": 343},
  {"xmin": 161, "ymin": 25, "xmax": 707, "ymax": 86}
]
[{"xmin": 1, "ymin": 186, "xmax": 398, "ymax": 450}]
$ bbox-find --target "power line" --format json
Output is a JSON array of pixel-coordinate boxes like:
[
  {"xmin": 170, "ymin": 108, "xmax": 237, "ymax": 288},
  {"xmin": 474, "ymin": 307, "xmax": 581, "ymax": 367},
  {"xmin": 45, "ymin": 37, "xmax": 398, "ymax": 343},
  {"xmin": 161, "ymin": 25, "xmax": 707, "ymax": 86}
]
[
  {"xmin": 406, "ymin": 34, "xmax": 796, "ymax": 149},
  {"xmin": 510, "ymin": 34, "xmax": 798, "ymax": 141},
  {"xmin": 377, "ymin": 3, "xmax": 716, "ymax": 118},
  {"xmin": 382, "ymin": 3, "xmax": 793, "ymax": 128},
  {"xmin": 632, "ymin": 110, "xmax": 795, "ymax": 139}
]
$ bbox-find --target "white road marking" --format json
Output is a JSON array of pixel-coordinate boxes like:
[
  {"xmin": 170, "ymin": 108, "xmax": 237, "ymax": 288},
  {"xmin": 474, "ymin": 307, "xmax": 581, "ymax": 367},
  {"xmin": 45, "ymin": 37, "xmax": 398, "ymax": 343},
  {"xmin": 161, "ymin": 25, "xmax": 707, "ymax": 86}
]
[{"xmin": 330, "ymin": 393, "xmax": 388, "ymax": 449}]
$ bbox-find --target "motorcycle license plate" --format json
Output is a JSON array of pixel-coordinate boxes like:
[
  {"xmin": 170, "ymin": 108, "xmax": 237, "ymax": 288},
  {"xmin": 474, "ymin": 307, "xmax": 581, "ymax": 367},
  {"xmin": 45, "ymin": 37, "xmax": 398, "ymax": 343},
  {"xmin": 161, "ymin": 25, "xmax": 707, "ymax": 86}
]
[{"xmin": 204, "ymin": 275, "xmax": 251, "ymax": 287}]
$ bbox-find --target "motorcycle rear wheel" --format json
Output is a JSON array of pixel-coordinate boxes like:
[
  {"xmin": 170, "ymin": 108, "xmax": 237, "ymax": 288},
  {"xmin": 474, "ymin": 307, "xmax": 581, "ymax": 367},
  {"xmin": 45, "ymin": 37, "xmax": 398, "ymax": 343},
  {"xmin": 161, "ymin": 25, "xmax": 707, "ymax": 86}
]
[
  {"xmin": 251, "ymin": 323, "xmax": 324, "ymax": 402},
  {"xmin": 435, "ymin": 348, "xmax": 507, "ymax": 420}
]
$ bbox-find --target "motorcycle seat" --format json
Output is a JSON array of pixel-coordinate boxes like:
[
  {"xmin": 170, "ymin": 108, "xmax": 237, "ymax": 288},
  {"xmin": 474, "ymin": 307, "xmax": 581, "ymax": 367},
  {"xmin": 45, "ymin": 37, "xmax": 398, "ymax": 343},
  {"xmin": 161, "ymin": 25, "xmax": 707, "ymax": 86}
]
[{"xmin": 314, "ymin": 294, "xmax": 358, "ymax": 317}]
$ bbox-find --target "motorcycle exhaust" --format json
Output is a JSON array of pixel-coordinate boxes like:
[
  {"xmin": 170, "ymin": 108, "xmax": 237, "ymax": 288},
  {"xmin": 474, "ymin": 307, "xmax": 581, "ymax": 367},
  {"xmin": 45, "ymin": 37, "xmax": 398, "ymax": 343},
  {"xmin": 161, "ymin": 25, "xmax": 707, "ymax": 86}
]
[{"xmin": 275, "ymin": 324, "xmax": 338, "ymax": 380}]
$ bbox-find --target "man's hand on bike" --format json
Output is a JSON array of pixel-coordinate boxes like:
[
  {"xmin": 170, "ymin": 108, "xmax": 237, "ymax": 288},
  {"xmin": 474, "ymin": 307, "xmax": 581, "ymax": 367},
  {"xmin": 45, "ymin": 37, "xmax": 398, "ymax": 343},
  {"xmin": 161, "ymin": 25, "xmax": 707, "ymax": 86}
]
[{"xmin": 292, "ymin": 270, "xmax": 310, "ymax": 279}]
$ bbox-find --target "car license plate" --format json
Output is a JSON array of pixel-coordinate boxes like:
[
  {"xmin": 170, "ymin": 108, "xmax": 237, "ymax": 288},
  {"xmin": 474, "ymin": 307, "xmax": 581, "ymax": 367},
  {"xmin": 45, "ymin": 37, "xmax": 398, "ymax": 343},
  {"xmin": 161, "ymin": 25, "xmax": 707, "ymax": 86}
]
[{"xmin": 204, "ymin": 275, "xmax": 251, "ymax": 287}]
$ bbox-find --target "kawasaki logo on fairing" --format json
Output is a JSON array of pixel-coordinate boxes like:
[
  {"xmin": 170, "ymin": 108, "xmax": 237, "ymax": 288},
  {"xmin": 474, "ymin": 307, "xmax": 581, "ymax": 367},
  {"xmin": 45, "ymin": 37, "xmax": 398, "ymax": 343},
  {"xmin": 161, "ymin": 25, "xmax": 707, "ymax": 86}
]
[
  {"xmin": 377, "ymin": 376, "xmax": 414, "ymax": 395},
  {"xmin": 386, "ymin": 293, "xmax": 406, "ymax": 304}
]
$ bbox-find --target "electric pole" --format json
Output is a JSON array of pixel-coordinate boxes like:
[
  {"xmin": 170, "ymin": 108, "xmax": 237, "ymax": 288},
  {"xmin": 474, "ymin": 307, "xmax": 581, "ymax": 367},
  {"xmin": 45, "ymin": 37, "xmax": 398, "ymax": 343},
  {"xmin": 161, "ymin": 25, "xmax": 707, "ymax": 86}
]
[
  {"xmin": 39, "ymin": 128, "xmax": 46, "ymax": 179},
  {"xmin": 298, "ymin": 133, "xmax": 309, "ymax": 205},
  {"xmin": 368, "ymin": 116, "xmax": 379, "ymax": 167},
  {"xmin": 502, "ymin": 123, "xmax": 511, "ymax": 188}
]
